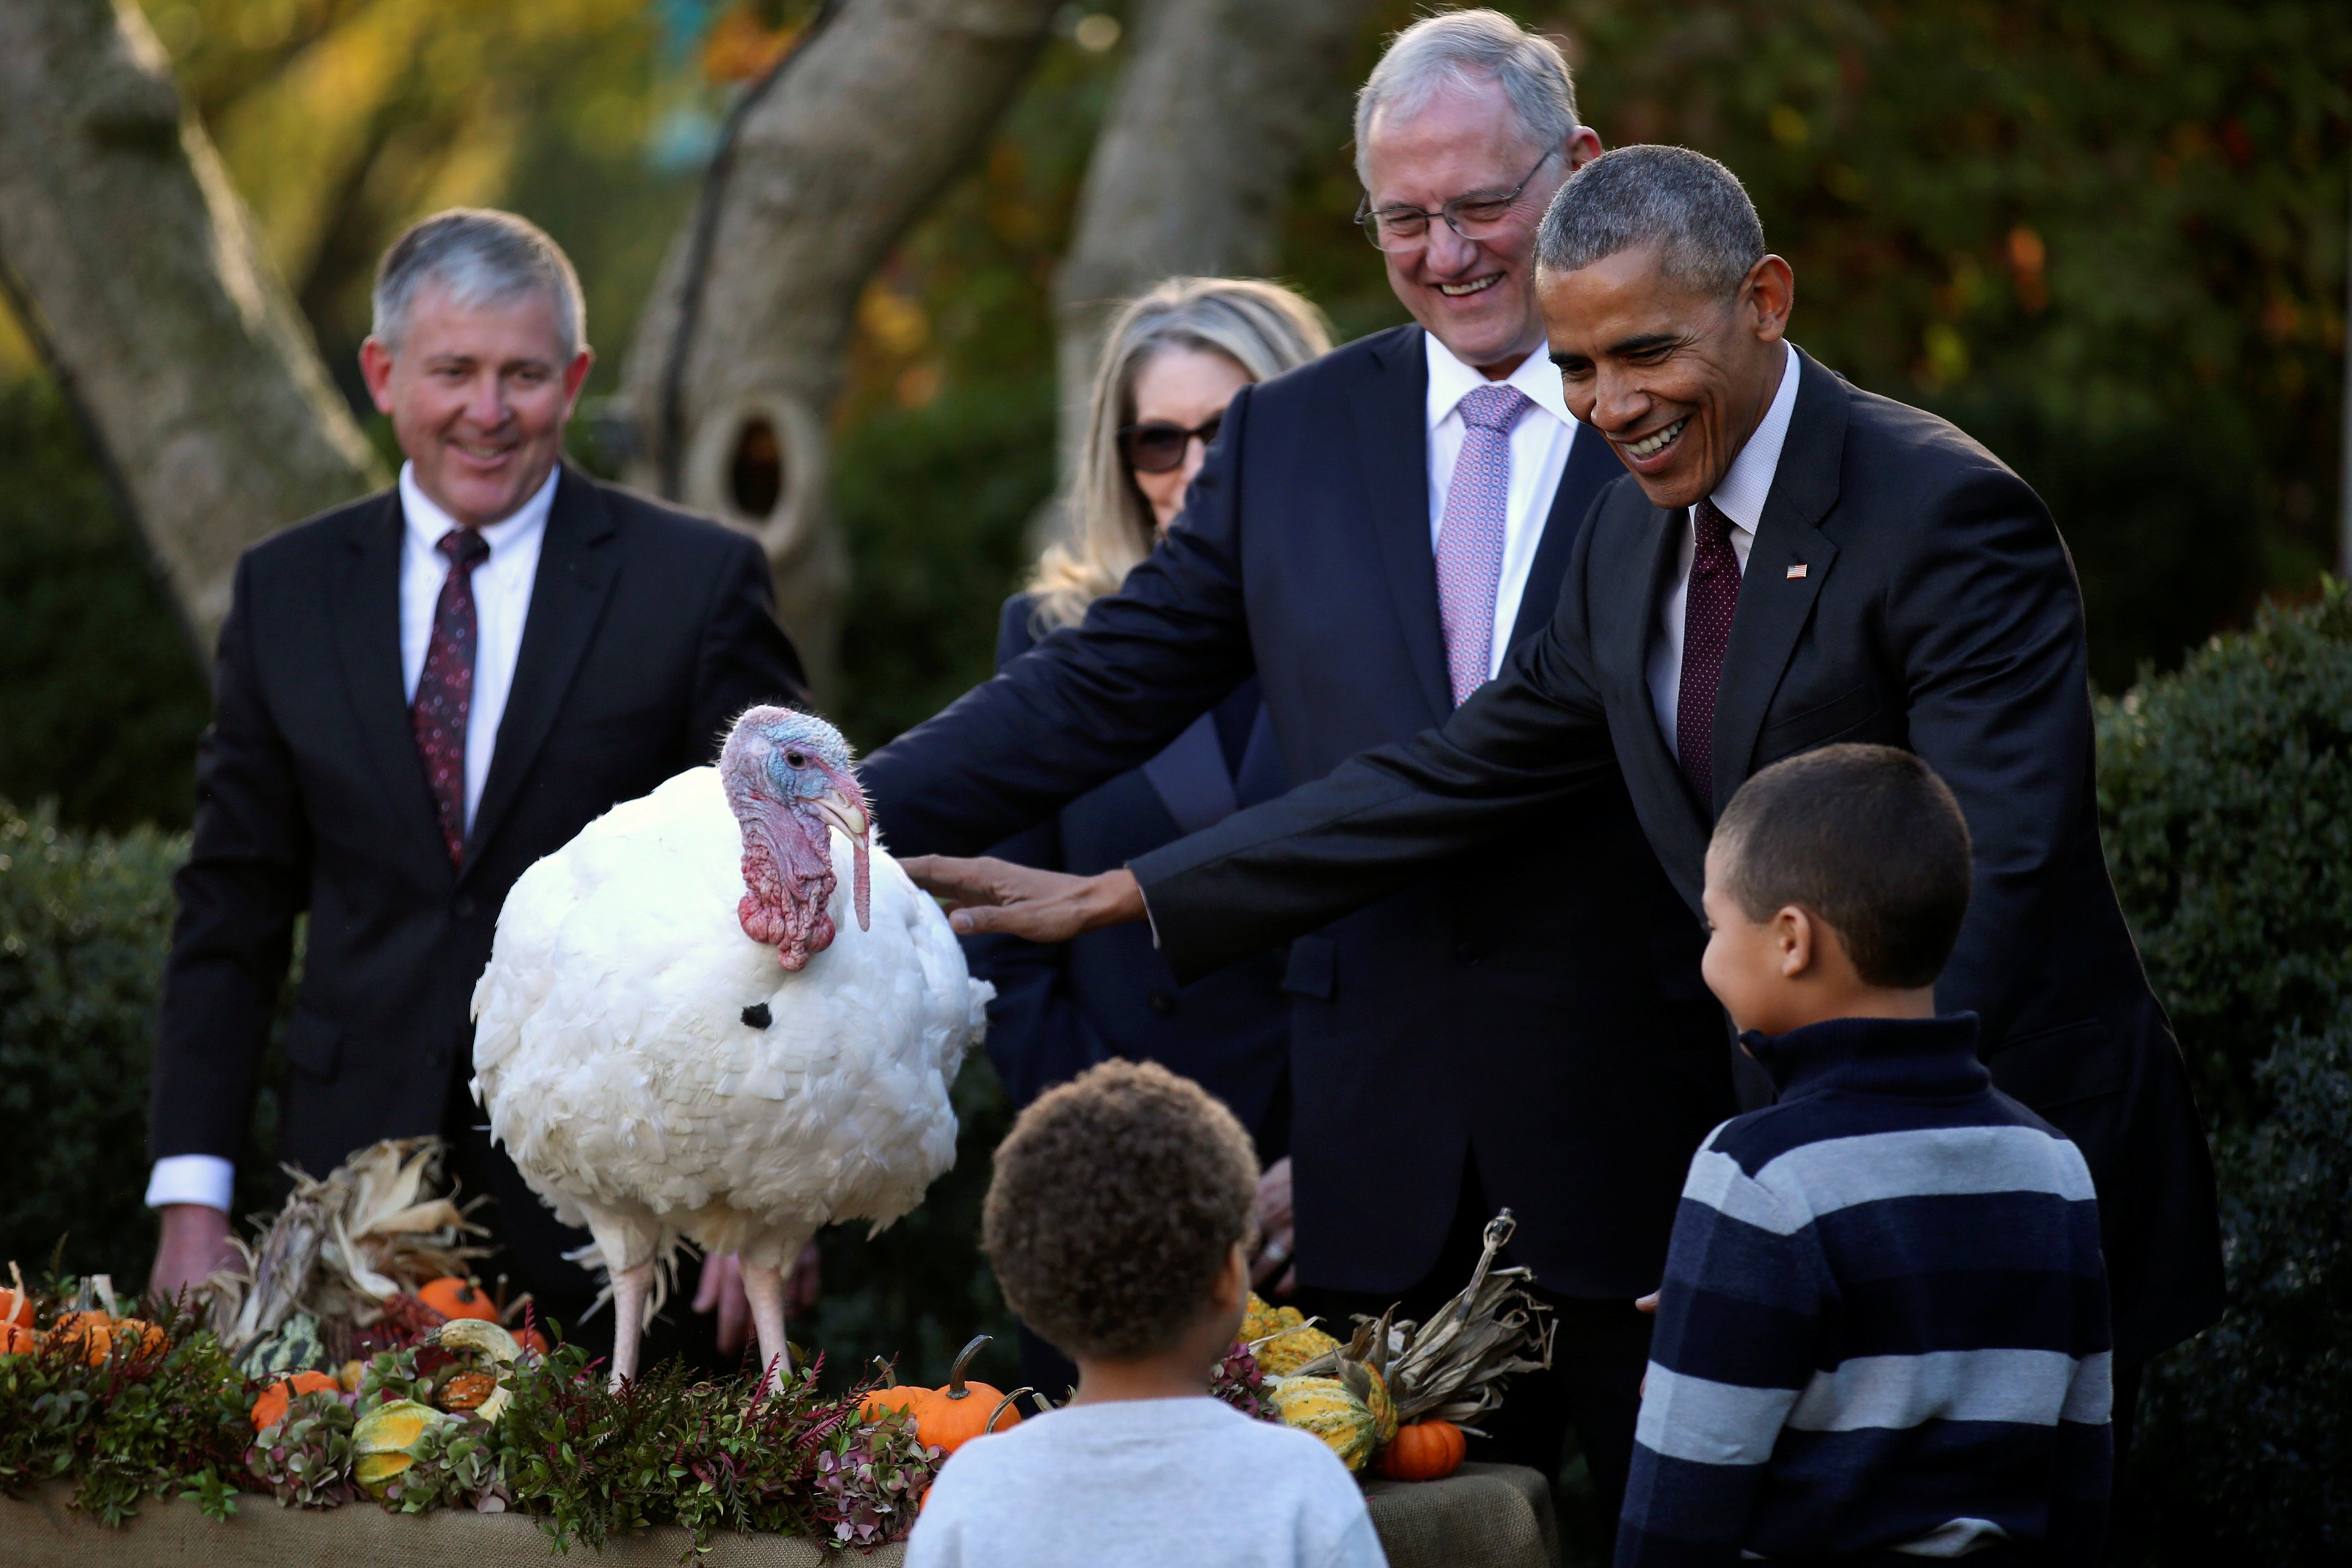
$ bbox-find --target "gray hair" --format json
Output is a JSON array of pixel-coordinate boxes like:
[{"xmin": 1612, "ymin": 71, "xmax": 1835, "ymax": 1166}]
[
  {"xmin": 1534, "ymin": 144, "xmax": 1767, "ymax": 298},
  {"xmin": 1030, "ymin": 277, "xmax": 1333, "ymax": 633},
  {"xmin": 1354, "ymin": 9, "xmax": 1579, "ymax": 185},
  {"xmin": 371, "ymin": 208, "xmax": 587, "ymax": 361}
]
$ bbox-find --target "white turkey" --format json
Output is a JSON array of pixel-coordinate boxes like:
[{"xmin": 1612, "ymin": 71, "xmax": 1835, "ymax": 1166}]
[{"xmin": 470, "ymin": 706, "xmax": 991, "ymax": 1388}]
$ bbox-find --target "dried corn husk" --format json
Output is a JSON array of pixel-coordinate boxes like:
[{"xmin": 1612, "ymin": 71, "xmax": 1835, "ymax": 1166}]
[
  {"xmin": 203, "ymin": 1138, "xmax": 491, "ymax": 1358},
  {"xmin": 1372, "ymin": 1211, "xmax": 1554, "ymax": 1428}
]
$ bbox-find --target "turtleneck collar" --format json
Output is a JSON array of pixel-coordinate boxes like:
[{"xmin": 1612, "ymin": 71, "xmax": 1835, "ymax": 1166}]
[{"xmin": 1740, "ymin": 1013, "xmax": 1988, "ymax": 1102}]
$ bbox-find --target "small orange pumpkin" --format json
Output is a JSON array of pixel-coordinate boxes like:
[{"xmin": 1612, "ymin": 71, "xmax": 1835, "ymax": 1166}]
[
  {"xmin": 416, "ymin": 1277, "xmax": 499, "ymax": 1322},
  {"xmin": 111, "ymin": 1317, "xmax": 169, "ymax": 1359},
  {"xmin": 515, "ymin": 1326, "xmax": 550, "ymax": 1357},
  {"xmin": 862, "ymin": 1335, "xmax": 1023, "ymax": 1455},
  {"xmin": 250, "ymin": 1370, "xmax": 342, "ymax": 1430},
  {"xmin": 1376, "ymin": 1418, "xmax": 1467, "ymax": 1481},
  {"xmin": 0, "ymin": 1321, "xmax": 37, "ymax": 1357},
  {"xmin": 51, "ymin": 1311, "xmax": 113, "ymax": 1366}
]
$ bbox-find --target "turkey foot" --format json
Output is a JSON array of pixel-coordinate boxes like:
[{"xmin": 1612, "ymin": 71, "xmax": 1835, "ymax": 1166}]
[
  {"xmin": 609, "ymin": 1259, "xmax": 655, "ymax": 1391},
  {"xmin": 743, "ymin": 1259, "xmax": 792, "ymax": 1391}
]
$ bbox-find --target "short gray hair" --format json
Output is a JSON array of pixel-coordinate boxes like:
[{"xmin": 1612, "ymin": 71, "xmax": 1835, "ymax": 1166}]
[
  {"xmin": 371, "ymin": 208, "xmax": 587, "ymax": 361},
  {"xmin": 1534, "ymin": 144, "xmax": 1767, "ymax": 298},
  {"xmin": 1354, "ymin": 9, "xmax": 1579, "ymax": 186}
]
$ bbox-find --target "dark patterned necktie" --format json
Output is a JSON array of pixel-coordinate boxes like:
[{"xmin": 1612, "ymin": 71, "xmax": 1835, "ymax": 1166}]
[
  {"xmin": 413, "ymin": 527, "xmax": 491, "ymax": 864},
  {"xmin": 1676, "ymin": 498, "xmax": 1742, "ymax": 809}
]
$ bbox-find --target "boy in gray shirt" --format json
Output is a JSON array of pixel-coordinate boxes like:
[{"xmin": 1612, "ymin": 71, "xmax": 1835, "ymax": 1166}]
[{"xmin": 909, "ymin": 1060, "xmax": 1385, "ymax": 1568}]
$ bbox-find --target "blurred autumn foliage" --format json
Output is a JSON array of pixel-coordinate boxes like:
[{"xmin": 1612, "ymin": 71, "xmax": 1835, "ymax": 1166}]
[{"xmin": 0, "ymin": 0, "xmax": 2345, "ymax": 771}]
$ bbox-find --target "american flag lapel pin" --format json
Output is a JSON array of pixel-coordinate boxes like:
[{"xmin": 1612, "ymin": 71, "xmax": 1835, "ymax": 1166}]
[{"xmin": 1786, "ymin": 563, "xmax": 1808, "ymax": 580}]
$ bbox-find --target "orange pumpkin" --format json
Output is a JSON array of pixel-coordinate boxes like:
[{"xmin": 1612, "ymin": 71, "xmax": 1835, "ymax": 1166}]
[
  {"xmin": 1376, "ymin": 1418, "xmax": 1466, "ymax": 1481},
  {"xmin": 0, "ymin": 1321, "xmax": 36, "ymax": 1357},
  {"xmin": 861, "ymin": 1335, "xmax": 1022, "ymax": 1455},
  {"xmin": 417, "ymin": 1277, "xmax": 499, "ymax": 1322},
  {"xmin": 51, "ymin": 1312, "xmax": 113, "ymax": 1366},
  {"xmin": 112, "ymin": 1317, "xmax": 169, "ymax": 1359},
  {"xmin": 0, "ymin": 1288, "xmax": 30, "ymax": 1329},
  {"xmin": 250, "ymin": 1370, "xmax": 343, "ymax": 1431},
  {"xmin": 515, "ymin": 1327, "xmax": 550, "ymax": 1356}
]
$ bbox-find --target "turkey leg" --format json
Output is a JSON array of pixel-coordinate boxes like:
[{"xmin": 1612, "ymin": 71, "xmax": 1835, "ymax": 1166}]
[
  {"xmin": 608, "ymin": 1260, "xmax": 655, "ymax": 1392},
  {"xmin": 743, "ymin": 1260, "xmax": 791, "ymax": 1390}
]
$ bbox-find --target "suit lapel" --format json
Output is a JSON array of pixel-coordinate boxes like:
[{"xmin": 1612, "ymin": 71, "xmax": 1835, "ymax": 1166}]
[
  {"xmin": 1505, "ymin": 416, "xmax": 1624, "ymax": 650},
  {"xmin": 1708, "ymin": 349, "xmax": 1847, "ymax": 812},
  {"xmin": 1347, "ymin": 328, "xmax": 1453, "ymax": 724},
  {"xmin": 462, "ymin": 465, "xmax": 620, "ymax": 879},
  {"xmin": 331, "ymin": 491, "xmax": 450, "ymax": 875}
]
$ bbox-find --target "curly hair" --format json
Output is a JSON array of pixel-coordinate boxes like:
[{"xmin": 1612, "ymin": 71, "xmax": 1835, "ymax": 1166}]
[{"xmin": 982, "ymin": 1060, "xmax": 1260, "ymax": 1361}]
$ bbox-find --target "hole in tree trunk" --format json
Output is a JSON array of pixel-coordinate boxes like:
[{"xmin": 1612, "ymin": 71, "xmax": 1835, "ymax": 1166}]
[{"xmin": 729, "ymin": 416, "xmax": 784, "ymax": 519}]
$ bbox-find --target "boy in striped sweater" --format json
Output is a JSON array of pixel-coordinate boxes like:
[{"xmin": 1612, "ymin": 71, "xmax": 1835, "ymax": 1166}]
[{"xmin": 1618, "ymin": 744, "xmax": 2111, "ymax": 1568}]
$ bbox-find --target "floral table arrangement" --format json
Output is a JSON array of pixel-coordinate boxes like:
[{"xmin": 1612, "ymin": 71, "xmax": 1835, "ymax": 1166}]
[{"xmin": 0, "ymin": 1142, "xmax": 1553, "ymax": 1553}]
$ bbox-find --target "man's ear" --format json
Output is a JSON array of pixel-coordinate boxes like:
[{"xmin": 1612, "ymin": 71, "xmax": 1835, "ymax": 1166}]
[
  {"xmin": 359, "ymin": 337, "xmax": 397, "ymax": 416},
  {"xmin": 1742, "ymin": 255, "xmax": 1796, "ymax": 344}
]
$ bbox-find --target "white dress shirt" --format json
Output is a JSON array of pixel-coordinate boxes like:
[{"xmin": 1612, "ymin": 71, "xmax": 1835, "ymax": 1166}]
[
  {"xmin": 1646, "ymin": 343, "xmax": 1802, "ymax": 754},
  {"xmin": 145, "ymin": 462, "xmax": 557, "ymax": 1215},
  {"xmin": 1425, "ymin": 331, "xmax": 1586, "ymax": 683}
]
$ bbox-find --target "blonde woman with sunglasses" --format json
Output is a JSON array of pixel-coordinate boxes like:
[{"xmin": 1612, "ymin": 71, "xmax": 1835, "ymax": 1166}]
[{"xmin": 972, "ymin": 277, "xmax": 1330, "ymax": 1397}]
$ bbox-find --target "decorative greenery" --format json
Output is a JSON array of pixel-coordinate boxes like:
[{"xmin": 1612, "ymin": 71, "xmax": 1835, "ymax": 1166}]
[
  {"xmin": 0, "ymin": 1278, "xmax": 933, "ymax": 1551},
  {"xmin": 0, "ymin": 1295, "xmax": 247, "ymax": 1526}
]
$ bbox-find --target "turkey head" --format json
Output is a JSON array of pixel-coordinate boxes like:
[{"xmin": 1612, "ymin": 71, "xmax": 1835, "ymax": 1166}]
[{"xmin": 718, "ymin": 706, "xmax": 872, "ymax": 970}]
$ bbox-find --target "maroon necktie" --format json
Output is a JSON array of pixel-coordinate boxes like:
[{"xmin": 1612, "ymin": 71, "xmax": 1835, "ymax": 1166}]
[
  {"xmin": 413, "ymin": 527, "xmax": 491, "ymax": 864},
  {"xmin": 1676, "ymin": 498, "xmax": 1741, "ymax": 808}
]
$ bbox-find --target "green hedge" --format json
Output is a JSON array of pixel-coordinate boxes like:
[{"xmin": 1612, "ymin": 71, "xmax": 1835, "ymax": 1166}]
[{"xmin": 2096, "ymin": 583, "xmax": 2352, "ymax": 1562}]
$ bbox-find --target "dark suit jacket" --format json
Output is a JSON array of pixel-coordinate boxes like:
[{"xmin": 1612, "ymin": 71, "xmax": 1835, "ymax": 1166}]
[
  {"xmin": 862, "ymin": 325, "xmax": 1736, "ymax": 1301},
  {"xmin": 1129, "ymin": 348, "xmax": 2224, "ymax": 1364},
  {"xmin": 151, "ymin": 463, "xmax": 808, "ymax": 1184},
  {"xmin": 965, "ymin": 595, "xmax": 1292, "ymax": 1154}
]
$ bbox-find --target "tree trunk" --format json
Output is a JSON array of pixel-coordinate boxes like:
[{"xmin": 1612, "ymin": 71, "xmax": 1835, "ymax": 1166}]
[
  {"xmin": 620, "ymin": 0, "xmax": 1062, "ymax": 700},
  {"xmin": 1050, "ymin": 0, "xmax": 1372, "ymax": 494},
  {"xmin": 0, "ymin": 0, "xmax": 384, "ymax": 656}
]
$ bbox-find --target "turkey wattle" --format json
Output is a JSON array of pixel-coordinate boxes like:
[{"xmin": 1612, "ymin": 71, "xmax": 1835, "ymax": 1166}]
[{"xmin": 470, "ymin": 706, "xmax": 991, "ymax": 1389}]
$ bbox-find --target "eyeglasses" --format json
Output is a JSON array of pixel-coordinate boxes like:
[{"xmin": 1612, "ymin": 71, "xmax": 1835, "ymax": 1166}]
[
  {"xmin": 1118, "ymin": 415, "xmax": 1222, "ymax": 474},
  {"xmin": 1355, "ymin": 148, "xmax": 1558, "ymax": 252}
]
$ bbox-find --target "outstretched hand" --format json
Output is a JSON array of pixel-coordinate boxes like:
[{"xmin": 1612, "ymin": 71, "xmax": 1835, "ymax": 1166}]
[{"xmin": 899, "ymin": 857, "xmax": 1148, "ymax": 943}]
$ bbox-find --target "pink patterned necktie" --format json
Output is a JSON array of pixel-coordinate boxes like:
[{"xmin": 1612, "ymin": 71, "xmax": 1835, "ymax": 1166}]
[
  {"xmin": 1676, "ymin": 497, "xmax": 1742, "ymax": 808},
  {"xmin": 1435, "ymin": 382, "xmax": 1531, "ymax": 705},
  {"xmin": 413, "ymin": 527, "xmax": 491, "ymax": 864}
]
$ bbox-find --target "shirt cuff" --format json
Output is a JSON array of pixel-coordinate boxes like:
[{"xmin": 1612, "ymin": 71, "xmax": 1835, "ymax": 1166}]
[
  {"xmin": 1131, "ymin": 871, "xmax": 1163, "ymax": 950},
  {"xmin": 146, "ymin": 1155, "xmax": 236, "ymax": 1213}
]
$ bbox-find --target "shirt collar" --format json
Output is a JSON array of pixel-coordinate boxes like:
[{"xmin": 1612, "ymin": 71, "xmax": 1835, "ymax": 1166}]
[
  {"xmin": 1704, "ymin": 343, "xmax": 1802, "ymax": 535},
  {"xmin": 1738, "ymin": 1012, "xmax": 1988, "ymax": 1102},
  {"xmin": 398, "ymin": 460, "xmax": 561, "ymax": 562},
  {"xmin": 1424, "ymin": 330, "xmax": 1575, "ymax": 433}
]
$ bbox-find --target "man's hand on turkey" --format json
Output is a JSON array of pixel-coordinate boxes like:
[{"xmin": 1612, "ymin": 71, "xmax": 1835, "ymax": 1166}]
[
  {"xmin": 1251, "ymin": 1156, "xmax": 1298, "ymax": 1297},
  {"xmin": 899, "ymin": 857, "xmax": 1147, "ymax": 942}
]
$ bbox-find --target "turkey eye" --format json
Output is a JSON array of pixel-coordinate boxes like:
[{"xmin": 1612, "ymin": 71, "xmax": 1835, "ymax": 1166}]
[{"xmin": 785, "ymin": 751, "xmax": 806, "ymax": 768}]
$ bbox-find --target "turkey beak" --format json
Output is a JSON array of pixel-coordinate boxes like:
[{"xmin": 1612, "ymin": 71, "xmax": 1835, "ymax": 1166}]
[
  {"xmin": 813, "ymin": 764, "xmax": 873, "ymax": 933},
  {"xmin": 812, "ymin": 781, "xmax": 869, "ymax": 846}
]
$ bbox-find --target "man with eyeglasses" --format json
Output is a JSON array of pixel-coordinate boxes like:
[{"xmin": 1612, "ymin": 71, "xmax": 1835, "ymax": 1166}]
[{"xmin": 861, "ymin": 11, "xmax": 1732, "ymax": 1530}]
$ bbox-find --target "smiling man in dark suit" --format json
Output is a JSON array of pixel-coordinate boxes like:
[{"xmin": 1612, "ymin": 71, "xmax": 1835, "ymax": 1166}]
[
  {"xmin": 860, "ymin": 15, "xmax": 1735, "ymax": 1518},
  {"xmin": 911, "ymin": 146, "xmax": 2225, "ymax": 1467},
  {"xmin": 144, "ymin": 210, "xmax": 807, "ymax": 1342}
]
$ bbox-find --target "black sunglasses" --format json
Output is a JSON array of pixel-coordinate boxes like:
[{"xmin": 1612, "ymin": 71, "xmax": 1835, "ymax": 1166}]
[{"xmin": 1118, "ymin": 415, "xmax": 1222, "ymax": 474}]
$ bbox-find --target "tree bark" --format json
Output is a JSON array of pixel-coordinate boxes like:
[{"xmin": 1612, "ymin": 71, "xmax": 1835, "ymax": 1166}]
[
  {"xmin": 0, "ymin": 0, "xmax": 384, "ymax": 656},
  {"xmin": 620, "ymin": 0, "xmax": 1062, "ymax": 700},
  {"xmin": 1050, "ymin": 0, "xmax": 1372, "ymax": 491}
]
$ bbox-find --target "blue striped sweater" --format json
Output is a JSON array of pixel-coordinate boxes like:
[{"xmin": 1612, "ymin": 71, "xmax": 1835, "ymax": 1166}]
[{"xmin": 1616, "ymin": 1014, "xmax": 2111, "ymax": 1567}]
